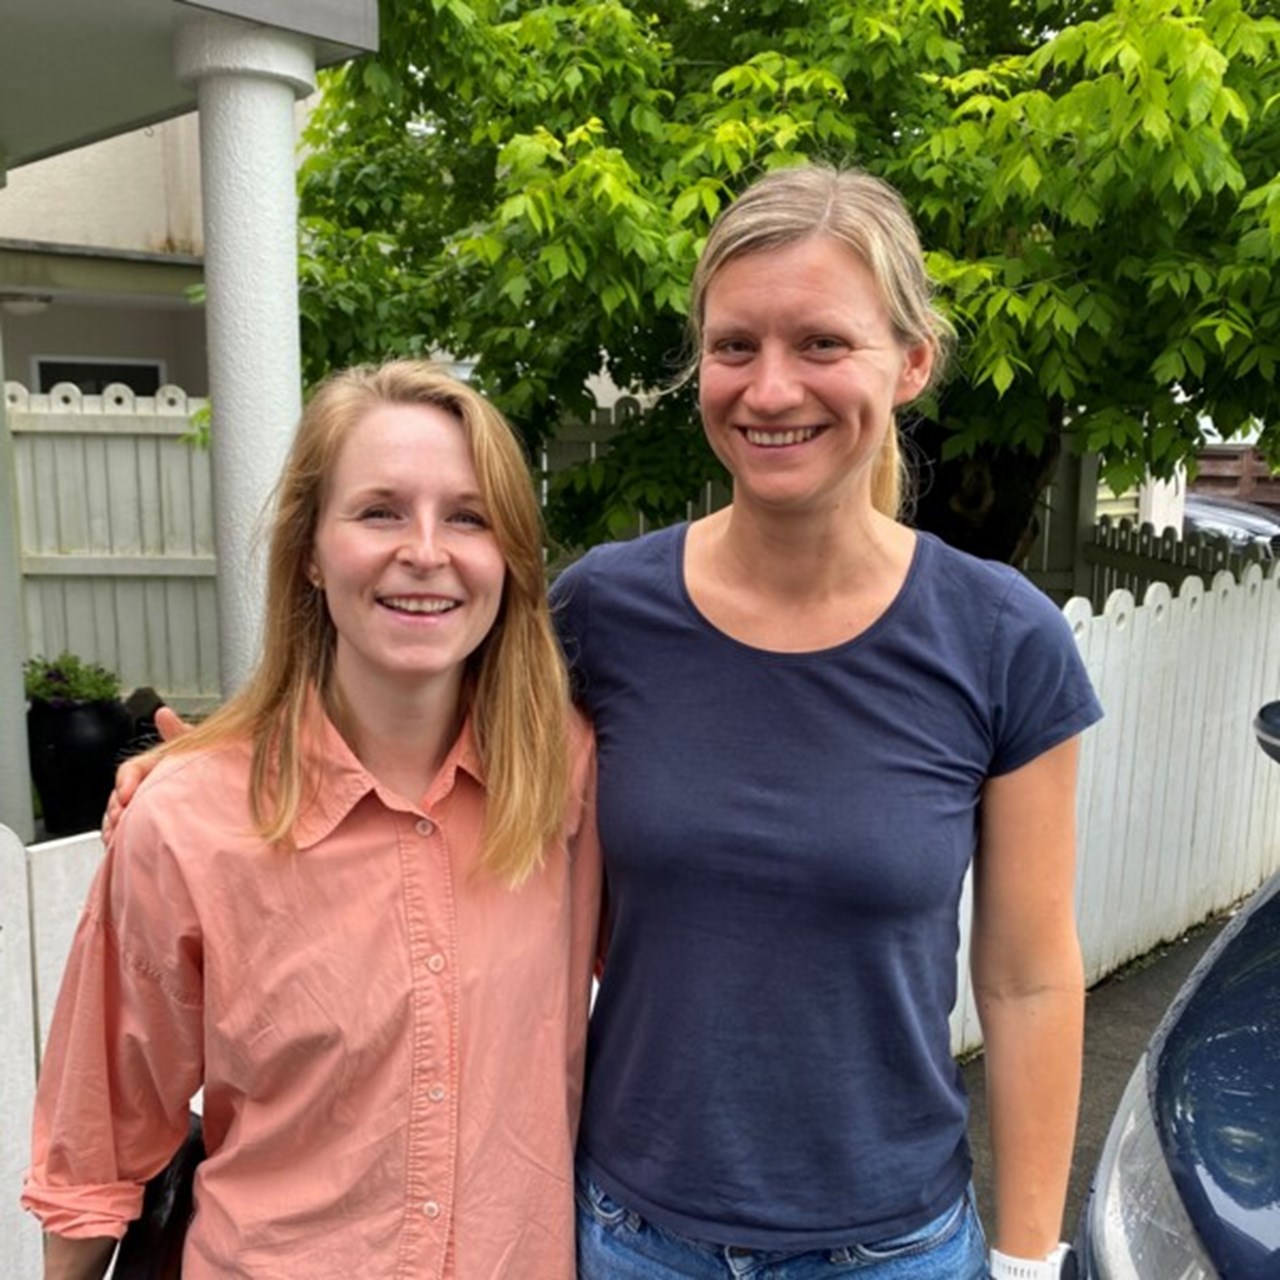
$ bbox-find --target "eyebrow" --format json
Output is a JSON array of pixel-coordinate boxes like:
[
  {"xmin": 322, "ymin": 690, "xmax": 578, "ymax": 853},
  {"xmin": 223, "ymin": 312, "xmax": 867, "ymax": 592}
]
[
  {"xmin": 345, "ymin": 485, "xmax": 489, "ymax": 506},
  {"xmin": 704, "ymin": 309, "xmax": 860, "ymax": 333}
]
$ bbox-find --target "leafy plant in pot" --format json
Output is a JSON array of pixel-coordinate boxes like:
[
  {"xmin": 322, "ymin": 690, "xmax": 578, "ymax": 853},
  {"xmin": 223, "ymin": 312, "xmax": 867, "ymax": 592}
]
[{"xmin": 25, "ymin": 652, "xmax": 133, "ymax": 836}]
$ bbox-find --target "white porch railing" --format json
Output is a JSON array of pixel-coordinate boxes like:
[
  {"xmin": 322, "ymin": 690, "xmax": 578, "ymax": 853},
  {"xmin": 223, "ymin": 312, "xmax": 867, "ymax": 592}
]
[{"xmin": 4, "ymin": 567, "xmax": 1280, "ymax": 1273}]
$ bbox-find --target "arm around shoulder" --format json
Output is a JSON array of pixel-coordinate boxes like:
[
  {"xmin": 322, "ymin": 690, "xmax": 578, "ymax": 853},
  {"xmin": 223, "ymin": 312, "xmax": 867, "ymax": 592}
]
[{"xmin": 102, "ymin": 706, "xmax": 192, "ymax": 842}]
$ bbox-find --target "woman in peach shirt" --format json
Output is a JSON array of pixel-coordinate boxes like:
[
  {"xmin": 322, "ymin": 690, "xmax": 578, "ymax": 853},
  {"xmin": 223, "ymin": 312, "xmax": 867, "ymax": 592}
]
[{"xmin": 23, "ymin": 361, "xmax": 601, "ymax": 1279}]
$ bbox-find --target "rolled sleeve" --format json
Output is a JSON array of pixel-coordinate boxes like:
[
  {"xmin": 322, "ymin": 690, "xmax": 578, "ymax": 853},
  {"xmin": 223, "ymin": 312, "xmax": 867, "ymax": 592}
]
[{"xmin": 23, "ymin": 801, "xmax": 204, "ymax": 1238}]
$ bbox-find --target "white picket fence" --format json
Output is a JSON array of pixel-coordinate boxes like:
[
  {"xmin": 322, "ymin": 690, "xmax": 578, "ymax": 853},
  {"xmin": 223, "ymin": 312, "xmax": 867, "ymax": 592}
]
[
  {"xmin": 948, "ymin": 561, "xmax": 1280, "ymax": 1047},
  {"xmin": 6, "ymin": 380, "xmax": 221, "ymax": 710},
  {"xmin": 3, "ymin": 569, "xmax": 1280, "ymax": 1273}
]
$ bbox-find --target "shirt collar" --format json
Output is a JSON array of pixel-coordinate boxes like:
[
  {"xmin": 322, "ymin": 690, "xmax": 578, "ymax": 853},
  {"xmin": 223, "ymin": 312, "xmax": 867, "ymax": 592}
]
[{"xmin": 291, "ymin": 691, "xmax": 486, "ymax": 850}]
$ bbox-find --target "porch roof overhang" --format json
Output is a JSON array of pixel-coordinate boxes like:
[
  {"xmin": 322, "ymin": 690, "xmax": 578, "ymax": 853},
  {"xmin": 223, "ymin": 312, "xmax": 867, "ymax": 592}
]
[
  {"xmin": 0, "ymin": 0, "xmax": 377, "ymax": 177},
  {"xmin": 0, "ymin": 239, "xmax": 204, "ymax": 308}
]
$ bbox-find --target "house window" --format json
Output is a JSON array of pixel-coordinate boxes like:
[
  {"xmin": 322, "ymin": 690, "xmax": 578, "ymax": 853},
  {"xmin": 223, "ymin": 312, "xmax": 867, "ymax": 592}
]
[{"xmin": 35, "ymin": 358, "xmax": 166, "ymax": 397}]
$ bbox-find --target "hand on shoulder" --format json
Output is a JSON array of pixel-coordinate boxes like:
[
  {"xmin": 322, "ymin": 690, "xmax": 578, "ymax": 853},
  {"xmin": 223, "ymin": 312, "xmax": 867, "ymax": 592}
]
[{"xmin": 102, "ymin": 707, "xmax": 193, "ymax": 843}]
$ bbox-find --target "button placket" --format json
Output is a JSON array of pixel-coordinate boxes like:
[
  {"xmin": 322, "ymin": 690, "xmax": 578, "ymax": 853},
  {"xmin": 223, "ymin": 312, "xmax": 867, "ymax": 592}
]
[{"xmin": 398, "ymin": 804, "xmax": 457, "ymax": 1271}]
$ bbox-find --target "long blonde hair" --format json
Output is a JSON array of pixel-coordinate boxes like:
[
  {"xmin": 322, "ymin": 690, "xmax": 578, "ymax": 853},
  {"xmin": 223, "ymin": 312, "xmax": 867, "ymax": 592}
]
[
  {"xmin": 687, "ymin": 165, "xmax": 954, "ymax": 519},
  {"xmin": 156, "ymin": 361, "xmax": 569, "ymax": 884}
]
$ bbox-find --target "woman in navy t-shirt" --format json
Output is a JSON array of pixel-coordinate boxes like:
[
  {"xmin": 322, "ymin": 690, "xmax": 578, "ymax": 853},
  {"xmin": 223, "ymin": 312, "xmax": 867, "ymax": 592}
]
[{"xmin": 555, "ymin": 165, "xmax": 1099, "ymax": 1280}]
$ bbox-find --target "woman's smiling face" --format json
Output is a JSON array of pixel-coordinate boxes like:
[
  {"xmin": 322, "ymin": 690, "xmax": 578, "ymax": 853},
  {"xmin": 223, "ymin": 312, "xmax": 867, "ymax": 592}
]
[
  {"xmin": 698, "ymin": 235, "xmax": 932, "ymax": 517},
  {"xmin": 310, "ymin": 401, "xmax": 506, "ymax": 708}
]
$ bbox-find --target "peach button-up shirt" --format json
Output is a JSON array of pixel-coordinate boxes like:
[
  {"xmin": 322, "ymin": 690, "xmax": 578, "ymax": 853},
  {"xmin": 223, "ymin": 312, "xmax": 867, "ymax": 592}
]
[{"xmin": 23, "ymin": 706, "xmax": 601, "ymax": 1279}]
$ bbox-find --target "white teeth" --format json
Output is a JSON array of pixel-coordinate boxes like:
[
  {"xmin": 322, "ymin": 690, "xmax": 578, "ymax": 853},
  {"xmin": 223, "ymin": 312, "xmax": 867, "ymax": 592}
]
[
  {"xmin": 744, "ymin": 427, "xmax": 818, "ymax": 447},
  {"xmin": 382, "ymin": 596, "xmax": 457, "ymax": 614}
]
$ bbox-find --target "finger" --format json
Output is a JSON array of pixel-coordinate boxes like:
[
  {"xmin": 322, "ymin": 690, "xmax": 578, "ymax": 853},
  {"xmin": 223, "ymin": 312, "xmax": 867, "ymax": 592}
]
[
  {"xmin": 102, "ymin": 791, "xmax": 121, "ymax": 844},
  {"xmin": 155, "ymin": 706, "xmax": 192, "ymax": 741},
  {"xmin": 113, "ymin": 759, "xmax": 146, "ymax": 807}
]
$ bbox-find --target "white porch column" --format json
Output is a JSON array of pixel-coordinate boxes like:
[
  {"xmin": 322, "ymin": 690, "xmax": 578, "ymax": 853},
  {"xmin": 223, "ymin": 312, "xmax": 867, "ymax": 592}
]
[
  {"xmin": 0, "ymin": 329, "xmax": 34, "ymax": 841},
  {"xmin": 175, "ymin": 15, "xmax": 315, "ymax": 693}
]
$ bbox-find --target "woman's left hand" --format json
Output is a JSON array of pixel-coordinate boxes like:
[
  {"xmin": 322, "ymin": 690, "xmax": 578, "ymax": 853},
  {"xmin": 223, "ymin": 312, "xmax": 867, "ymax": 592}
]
[{"xmin": 102, "ymin": 706, "xmax": 191, "ymax": 843}]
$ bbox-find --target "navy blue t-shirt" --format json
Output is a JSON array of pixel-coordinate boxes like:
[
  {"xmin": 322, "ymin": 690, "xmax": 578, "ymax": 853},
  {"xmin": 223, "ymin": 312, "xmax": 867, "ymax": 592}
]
[{"xmin": 551, "ymin": 524, "xmax": 1103, "ymax": 1250}]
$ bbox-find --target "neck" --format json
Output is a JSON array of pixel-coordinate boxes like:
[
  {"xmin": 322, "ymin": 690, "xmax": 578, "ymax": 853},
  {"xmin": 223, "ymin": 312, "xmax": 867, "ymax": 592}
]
[
  {"xmin": 324, "ymin": 667, "xmax": 466, "ymax": 803},
  {"xmin": 708, "ymin": 498, "xmax": 911, "ymax": 599}
]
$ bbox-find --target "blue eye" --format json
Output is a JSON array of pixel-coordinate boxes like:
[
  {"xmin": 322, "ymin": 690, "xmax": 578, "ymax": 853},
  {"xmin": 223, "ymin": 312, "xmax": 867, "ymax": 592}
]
[
  {"xmin": 807, "ymin": 336, "xmax": 848, "ymax": 354},
  {"xmin": 708, "ymin": 338, "xmax": 754, "ymax": 362}
]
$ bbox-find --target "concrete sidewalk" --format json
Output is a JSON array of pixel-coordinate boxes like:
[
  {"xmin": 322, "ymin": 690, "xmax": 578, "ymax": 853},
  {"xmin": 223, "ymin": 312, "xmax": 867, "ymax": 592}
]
[{"xmin": 963, "ymin": 912, "xmax": 1229, "ymax": 1238}]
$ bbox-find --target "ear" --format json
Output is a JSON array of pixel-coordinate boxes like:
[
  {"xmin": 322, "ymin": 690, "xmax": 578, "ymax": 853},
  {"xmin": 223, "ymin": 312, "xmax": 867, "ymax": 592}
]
[
  {"xmin": 893, "ymin": 340, "xmax": 934, "ymax": 406},
  {"xmin": 306, "ymin": 559, "xmax": 323, "ymax": 589}
]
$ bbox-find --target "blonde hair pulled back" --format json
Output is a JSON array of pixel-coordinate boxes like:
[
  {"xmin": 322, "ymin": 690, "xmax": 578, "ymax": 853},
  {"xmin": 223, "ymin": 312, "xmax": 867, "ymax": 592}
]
[{"xmin": 689, "ymin": 165, "xmax": 953, "ymax": 519}]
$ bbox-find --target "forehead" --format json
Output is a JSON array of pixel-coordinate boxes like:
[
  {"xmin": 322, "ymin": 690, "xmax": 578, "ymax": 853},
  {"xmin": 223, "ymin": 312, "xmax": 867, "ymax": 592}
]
[
  {"xmin": 703, "ymin": 236, "xmax": 887, "ymax": 326},
  {"xmin": 328, "ymin": 400, "xmax": 475, "ymax": 486}
]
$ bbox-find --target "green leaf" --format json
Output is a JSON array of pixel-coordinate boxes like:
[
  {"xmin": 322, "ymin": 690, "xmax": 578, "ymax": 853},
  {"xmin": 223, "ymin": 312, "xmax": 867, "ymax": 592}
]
[
  {"xmin": 500, "ymin": 273, "xmax": 530, "ymax": 306},
  {"xmin": 542, "ymin": 243, "xmax": 570, "ymax": 281}
]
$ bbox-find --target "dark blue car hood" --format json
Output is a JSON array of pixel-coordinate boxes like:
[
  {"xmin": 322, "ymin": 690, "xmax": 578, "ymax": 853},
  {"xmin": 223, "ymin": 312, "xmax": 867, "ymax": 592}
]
[{"xmin": 1151, "ymin": 873, "xmax": 1280, "ymax": 1279}]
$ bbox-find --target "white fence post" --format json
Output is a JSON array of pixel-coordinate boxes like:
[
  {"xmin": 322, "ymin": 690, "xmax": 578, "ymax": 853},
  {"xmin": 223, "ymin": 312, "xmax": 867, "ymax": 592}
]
[
  {"xmin": 0, "ymin": 824, "xmax": 42, "ymax": 1277},
  {"xmin": 27, "ymin": 833, "xmax": 106, "ymax": 1054}
]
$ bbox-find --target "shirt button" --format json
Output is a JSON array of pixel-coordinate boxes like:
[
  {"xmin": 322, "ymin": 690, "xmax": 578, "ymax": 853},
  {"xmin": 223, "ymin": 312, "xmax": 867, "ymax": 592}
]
[
  {"xmin": 422, "ymin": 1200, "xmax": 441, "ymax": 1219},
  {"xmin": 415, "ymin": 818, "xmax": 434, "ymax": 836},
  {"xmin": 427, "ymin": 954, "xmax": 446, "ymax": 973},
  {"xmin": 428, "ymin": 1084, "xmax": 446, "ymax": 1102}
]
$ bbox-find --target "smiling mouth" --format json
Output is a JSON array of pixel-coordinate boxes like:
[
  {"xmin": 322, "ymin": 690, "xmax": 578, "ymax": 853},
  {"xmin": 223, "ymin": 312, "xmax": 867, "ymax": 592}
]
[
  {"xmin": 742, "ymin": 427, "xmax": 821, "ymax": 447},
  {"xmin": 379, "ymin": 596, "xmax": 459, "ymax": 615}
]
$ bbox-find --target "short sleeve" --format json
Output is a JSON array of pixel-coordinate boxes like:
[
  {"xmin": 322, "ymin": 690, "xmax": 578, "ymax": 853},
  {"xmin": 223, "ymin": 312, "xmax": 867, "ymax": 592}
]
[{"xmin": 988, "ymin": 575, "xmax": 1103, "ymax": 776}]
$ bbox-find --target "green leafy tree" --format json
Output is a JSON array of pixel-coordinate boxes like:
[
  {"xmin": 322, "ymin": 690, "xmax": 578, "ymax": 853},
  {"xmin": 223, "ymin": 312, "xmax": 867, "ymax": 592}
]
[{"xmin": 298, "ymin": 0, "xmax": 1280, "ymax": 560}]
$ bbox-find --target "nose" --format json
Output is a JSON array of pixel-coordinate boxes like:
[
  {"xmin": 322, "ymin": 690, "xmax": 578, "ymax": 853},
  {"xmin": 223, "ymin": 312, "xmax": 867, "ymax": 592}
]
[
  {"xmin": 397, "ymin": 517, "xmax": 448, "ymax": 571},
  {"xmin": 741, "ymin": 344, "xmax": 804, "ymax": 417}
]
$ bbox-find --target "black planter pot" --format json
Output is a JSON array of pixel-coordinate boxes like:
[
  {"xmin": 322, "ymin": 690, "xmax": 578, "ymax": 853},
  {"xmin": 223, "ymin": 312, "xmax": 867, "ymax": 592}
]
[{"xmin": 28, "ymin": 697, "xmax": 133, "ymax": 836}]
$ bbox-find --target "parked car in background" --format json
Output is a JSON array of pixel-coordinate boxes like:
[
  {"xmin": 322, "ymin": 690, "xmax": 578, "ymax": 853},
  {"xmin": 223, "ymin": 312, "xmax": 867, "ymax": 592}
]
[
  {"xmin": 1075, "ymin": 702, "xmax": 1280, "ymax": 1278},
  {"xmin": 1183, "ymin": 493, "xmax": 1280, "ymax": 556}
]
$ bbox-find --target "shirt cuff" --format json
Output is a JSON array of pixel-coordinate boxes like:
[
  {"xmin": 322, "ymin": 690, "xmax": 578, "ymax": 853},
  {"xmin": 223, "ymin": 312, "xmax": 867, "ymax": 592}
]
[{"xmin": 21, "ymin": 1177, "xmax": 141, "ymax": 1239}]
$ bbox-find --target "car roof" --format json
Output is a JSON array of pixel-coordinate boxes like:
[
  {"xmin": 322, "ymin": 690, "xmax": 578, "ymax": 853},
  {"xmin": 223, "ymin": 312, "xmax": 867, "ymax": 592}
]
[{"xmin": 1185, "ymin": 492, "xmax": 1280, "ymax": 527}]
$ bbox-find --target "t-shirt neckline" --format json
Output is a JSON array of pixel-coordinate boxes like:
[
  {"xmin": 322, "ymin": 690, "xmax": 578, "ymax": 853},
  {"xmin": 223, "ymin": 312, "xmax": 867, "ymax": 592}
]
[{"xmin": 670, "ymin": 521, "xmax": 931, "ymax": 660}]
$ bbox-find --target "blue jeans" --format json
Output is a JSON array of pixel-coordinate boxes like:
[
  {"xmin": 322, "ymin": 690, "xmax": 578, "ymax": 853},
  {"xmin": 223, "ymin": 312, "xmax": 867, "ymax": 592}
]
[{"xmin": 575, "ymin": 1172, "xmax": 988, "ymax": 1279}]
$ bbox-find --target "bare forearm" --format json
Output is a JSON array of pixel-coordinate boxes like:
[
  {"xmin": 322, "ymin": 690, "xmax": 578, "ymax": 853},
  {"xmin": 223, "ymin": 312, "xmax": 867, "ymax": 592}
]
[
  {"xmin": 978, "ymin": 972, "xmax": 1084, "ymax": 1257},
  {"xmin": 43, "ymin": 1233, "xmax": 117, "ymax": 1280}
]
